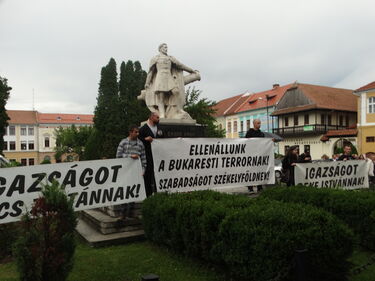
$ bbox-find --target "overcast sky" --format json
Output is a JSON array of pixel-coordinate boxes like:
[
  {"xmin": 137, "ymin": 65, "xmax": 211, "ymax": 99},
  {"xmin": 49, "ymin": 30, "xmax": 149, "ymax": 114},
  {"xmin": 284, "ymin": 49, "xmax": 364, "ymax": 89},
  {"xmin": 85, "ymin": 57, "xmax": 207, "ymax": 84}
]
[{"xmin": 1, "ymin": 0, "xmax": 375, "ymax": 114}]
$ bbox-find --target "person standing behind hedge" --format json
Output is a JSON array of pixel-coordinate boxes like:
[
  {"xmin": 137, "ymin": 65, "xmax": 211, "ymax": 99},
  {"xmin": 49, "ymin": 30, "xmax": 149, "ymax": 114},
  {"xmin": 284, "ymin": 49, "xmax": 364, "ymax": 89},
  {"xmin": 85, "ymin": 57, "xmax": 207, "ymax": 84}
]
[
  {"xmin": 282, "ymin": 145, "xmax": 299, "ymax": 186},
  {"xmin": 245, "ymin": 119, "xmax": 265, "ymax": 193}
]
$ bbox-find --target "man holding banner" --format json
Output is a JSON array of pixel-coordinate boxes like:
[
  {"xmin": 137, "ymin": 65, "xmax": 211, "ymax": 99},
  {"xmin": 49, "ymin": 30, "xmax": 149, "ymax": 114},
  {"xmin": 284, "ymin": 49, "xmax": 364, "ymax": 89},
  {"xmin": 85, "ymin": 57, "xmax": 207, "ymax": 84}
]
[
  {"xmin": 139, "ymin": 112, "xmax": 163, "ymax": 197},
  {"xmin": 116, "ymin": 125, "xmax": 146, "ymax": 220},
  {"xmin": 338, "ymin": 144, "xmax": 358, "ymax": 161},
  {"xmin": 245, "ymin": 119, "xmax": 265, "ymax": 193}
]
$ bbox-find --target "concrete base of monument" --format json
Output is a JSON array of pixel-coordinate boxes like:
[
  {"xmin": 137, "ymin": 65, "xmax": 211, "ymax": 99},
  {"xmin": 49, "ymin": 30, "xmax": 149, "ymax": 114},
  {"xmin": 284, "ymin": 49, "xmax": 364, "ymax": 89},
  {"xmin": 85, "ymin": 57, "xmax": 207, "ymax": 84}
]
[
  {"xmin": 159, "ymin": 118, "xmax": 197, "ymax": 125},
  {"xmin": 76, "ymin": 207, "xmax": 145, "ymax": 247},
  {"xmin": 141, "ymin": 118, "xmax": 206, "ymax": 138}
]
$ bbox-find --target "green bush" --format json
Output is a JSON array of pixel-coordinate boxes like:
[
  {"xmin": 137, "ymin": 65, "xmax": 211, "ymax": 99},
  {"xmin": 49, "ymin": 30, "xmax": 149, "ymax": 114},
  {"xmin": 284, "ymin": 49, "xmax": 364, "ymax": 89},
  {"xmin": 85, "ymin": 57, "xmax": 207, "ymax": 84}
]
[
  {"xmin": 13, "ymin": 181, "xmax": 77, "ymax": 281},
  {"xmin": 142, "ymin": 190, "xmax": 354, "ymax": 281},
  {"xmin": 0, "ymin": 222, "xmax": 19, "ymax": 260},
  {"xmin": 261, "ymin": 186, "xmax": 375, "ymax": 250}
]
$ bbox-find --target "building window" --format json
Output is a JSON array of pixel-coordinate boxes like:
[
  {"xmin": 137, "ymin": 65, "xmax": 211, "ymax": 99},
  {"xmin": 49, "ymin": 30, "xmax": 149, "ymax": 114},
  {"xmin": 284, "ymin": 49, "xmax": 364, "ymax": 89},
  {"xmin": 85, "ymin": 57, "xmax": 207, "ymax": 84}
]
[
  {"xmin": 45, "ymin": 137, "xmax": 50, "ymax": 148},
  {"xmin": 28, "ymin": 141, "xmax": 34, "ymax": 150},
  {"xmin": 9, "ymin": 141, "xmax": 16, "ymax": 150},
  {"xmin": 294, "ymin": 115, "xmax": 298, "ymax": 126},
  {"xmin": 328, "ymin": 115, "xmax": 332, "ymax": 125},
  {"xmin": 21, "ymin": 141, "xmax": 27, "ymax": 150},
  {"xmin": 20, "ymin": 127, "xmax": 27, "ymax": 136},
  {"xmin": 9, "ymin": 126, "xmax": 15, "ymax": 136},
  {"xmin": 345, "ymin": 116, "xmax": 349, "ymax": 126},
  {"xmin": 4, "ymin": 127, "xmax": 7, "ymax": 136},
  {"xmin": 246, "ymin": 120, "xmax": 250, "ymax": 130},
  {"xmin": 366, "ymin": 136, "xmax": 375, "ymax": 142},
  {"xmin": 21, "ymin": 159, "xmax": 27, "ymax": 166},
  {"xmin": 304, "ymin": 114, "xmax": 309, "ymax": 125},
  {"xmin": 321, "ymin": 114, "xmax": 326, "ymax": 125},
  {"xmin": 369, "ymin": 97, "xmax": 375, "ymax": 113},
  {"xmin": 284, "ymin": 117, "xmax": 289, "ymax": 126},
  {"xmin": 284, "ymin": 146, "xmax": 290, "ymax": 155},
  {"xmin": 3, "ymin": 141, "xmax": 8, "ymax": 151},
  {"xmin": 28, "ymin": 127, "xmax": 34, "ymax": 136},
  {"xmin": 304, "ymin": 145, "xmax": 310, "ymax": 153},
  {"xmin": 28, "ymin": 158, "xmax": 35, "ymax": 166},
  {"xmin": 233, "ymin": 121, "xmax": 237, "ymax": 132},
  {"xmin": 240, "ymin": 121, "xmax": 243, "ymax": 132},
  {"xmin": 339, "ymin": 115, "xmax": 344, "ymax": 126}
]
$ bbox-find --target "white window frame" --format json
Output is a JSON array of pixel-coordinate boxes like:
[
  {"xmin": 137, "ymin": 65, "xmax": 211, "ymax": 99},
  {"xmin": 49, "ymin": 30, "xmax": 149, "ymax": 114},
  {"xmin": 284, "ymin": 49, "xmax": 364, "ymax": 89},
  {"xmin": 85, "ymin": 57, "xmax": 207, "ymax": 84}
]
[{"xmin": 368, "ymin": 96, "xmax": 375, "ymax": 113}]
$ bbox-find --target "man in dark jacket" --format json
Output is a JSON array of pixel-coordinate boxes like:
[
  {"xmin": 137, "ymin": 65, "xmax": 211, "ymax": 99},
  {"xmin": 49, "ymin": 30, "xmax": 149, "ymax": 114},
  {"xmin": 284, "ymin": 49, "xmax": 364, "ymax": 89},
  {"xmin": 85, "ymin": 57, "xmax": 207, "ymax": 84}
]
[
  {"xmin": 338, "ymin": 144, "xmax": 358, "ymax": 161},
  {"xmin": 245, "ymin": 119, "xmax": 265, "ymax": 192},
  {"xmin": 139, "ymin": 112, "xmax": 163, "ymax": 197},
  {"xmin": 245, "ymin": 119, "xmax": 265, "ymax": 138}
]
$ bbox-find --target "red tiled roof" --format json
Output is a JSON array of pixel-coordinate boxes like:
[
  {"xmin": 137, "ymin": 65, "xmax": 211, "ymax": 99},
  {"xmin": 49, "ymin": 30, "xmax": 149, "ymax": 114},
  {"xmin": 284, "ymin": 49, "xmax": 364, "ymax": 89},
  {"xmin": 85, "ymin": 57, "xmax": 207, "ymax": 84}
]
[
  {"xmin": 272, "ymin": 83, "xmax": 355, "ymax": 115},
  {"xmin": 235, "ymin": 84, "xmax": 293, "ymax": 113},
  {"xmin": 7, "ymin": 110, "xmax": 38, "ymax": 124},
  {"xmin": 355, "ymin": 81, "xmax": 375, "ymax": 93},
  {"xmin": 37, "ymin": 113, "xmax": 94, "ymax": 124},
  {"xmin": 325, "ymin": 129, "xmax": 357, "ymax": 137},
  {"xmin": 213, "ymin": 94, "xmax": 244, "ymax": 117},
  {"xmin": 213, "ymin": 83, "xmax": 293, "ymax": 117}
]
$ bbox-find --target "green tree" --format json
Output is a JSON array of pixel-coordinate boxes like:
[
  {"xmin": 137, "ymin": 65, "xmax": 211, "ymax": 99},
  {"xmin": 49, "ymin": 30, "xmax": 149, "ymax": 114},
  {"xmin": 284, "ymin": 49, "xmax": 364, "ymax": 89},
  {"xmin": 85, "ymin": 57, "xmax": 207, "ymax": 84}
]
[
  {"xmin": 119, "ymin": 60, "xmax": 148, "ymax": 133},
  {"xmin": 93, "ymin": 58, "xmax": 122, "ymax": 159},
  {"xmin": 0, "ymin": 76, "xmax": 11, "ymax": 155},
  {"xmin": 54, "ymin": 125, "xmax": 93, "ymax": 162},
  {"xmin": 184, "ymin": 87, "xmax": 225, "ymax": 137}
]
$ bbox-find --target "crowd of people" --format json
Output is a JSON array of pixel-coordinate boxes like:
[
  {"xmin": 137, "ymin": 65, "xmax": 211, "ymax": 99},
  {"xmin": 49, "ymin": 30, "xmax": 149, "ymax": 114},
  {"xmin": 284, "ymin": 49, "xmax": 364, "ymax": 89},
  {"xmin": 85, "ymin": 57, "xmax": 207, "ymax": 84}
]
[
  {"xmin": 281, "ymin": 144, "xmax": 375, "ymax": 187},
  {"xmin": 114, "ymin": 115, "xmax": 374, "ymax": 219}
]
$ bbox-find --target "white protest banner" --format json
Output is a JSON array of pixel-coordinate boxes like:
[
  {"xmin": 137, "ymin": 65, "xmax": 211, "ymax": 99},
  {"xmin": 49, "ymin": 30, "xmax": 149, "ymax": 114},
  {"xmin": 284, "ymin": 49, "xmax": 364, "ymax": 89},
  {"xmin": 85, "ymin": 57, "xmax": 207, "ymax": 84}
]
[
  {"xmin": 152, "ymin": 138, "xmax": 274, "ymax": 192},
  {"xmin": 0, "ymin": 158, "xmax": 146, "ymax": 224},
  {"xmin": 295, "ymin": 160, "xmax": 369, "ymax": 189}
]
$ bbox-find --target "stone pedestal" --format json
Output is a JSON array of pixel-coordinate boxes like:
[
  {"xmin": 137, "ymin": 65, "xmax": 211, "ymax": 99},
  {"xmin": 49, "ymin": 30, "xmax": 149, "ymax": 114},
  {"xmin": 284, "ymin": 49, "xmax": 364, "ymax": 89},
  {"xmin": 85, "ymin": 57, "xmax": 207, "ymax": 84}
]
[{"xmin": 157, "ymin": 119, "xmax": 207, "ymax": 138}]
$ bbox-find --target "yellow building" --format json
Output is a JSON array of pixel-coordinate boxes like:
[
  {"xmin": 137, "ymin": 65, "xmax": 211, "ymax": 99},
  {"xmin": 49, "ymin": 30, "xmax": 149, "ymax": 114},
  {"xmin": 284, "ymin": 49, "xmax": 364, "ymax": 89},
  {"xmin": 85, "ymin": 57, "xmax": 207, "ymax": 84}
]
[
  {"xmin": 354, "ymin": 81, "xmax": 375, "ymax": 154},
  {"xmin": 3, "ymin": 110, "xmax": 39, "ymax": 165},
  {"xmin": 3, "ymin": 110, "xmax": 94, "ymax": 165}
]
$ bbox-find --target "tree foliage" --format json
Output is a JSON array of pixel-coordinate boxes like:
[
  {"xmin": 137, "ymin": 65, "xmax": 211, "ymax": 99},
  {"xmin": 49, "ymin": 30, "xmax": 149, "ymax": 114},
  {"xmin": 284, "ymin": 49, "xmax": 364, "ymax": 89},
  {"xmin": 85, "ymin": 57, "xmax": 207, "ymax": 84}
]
[
  {"xmin": 92, "ymin": 58, "xmax": 122, "ymax": 159},
  {"xmin": 119, "ymin": 60, "xmax": 149, "ymax": 134},
  {"xmin": 87, "ymin": 58, "xmax": 148, "ymax": 160},
  {"xmin": 184, "ymin": 87, "xmax": 225, "ymax": 137},
  {"xmin": 54, "ymin": 125, "xmax": 93, "ymax": 162},
  {"xmin": 0, "ymin": 76, "xmax": 11, "ymax": 155}
]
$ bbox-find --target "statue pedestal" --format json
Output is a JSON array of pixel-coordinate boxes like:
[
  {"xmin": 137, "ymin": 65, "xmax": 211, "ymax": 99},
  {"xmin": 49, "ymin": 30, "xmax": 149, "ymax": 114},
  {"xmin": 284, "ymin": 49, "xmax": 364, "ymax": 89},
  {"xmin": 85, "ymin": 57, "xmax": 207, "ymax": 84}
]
[
  {"xmin": 158, "ymin": 119, "xmax": 206, "ymax": 138},
  {"xmin": 141, "ymin": 119, "xmax": 206, "ymax": 137}
]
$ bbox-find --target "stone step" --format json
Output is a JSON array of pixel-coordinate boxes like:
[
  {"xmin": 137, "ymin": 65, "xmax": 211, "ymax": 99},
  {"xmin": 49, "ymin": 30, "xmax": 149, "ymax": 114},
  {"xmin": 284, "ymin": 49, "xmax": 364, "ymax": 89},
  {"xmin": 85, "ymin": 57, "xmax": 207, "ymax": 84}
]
[
  {"xmin": 76, "ymin": 218, "xmax": 145, "ymax": 247},
  {"xmin": 80, "ymin": 209, "xmax": 143, "ymax": 235},
  {"xmin": 101, "ymin": 203, "xmax": 143, "ymax": 217}
]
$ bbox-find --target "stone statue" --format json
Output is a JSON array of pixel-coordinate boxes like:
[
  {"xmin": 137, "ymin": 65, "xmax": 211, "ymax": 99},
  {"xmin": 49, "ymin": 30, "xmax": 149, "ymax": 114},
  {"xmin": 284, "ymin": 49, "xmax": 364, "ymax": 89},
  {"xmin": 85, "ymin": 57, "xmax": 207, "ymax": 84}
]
[{"xmin": 138, "ymin": 43, "xmax": 201, "ymax": 119}]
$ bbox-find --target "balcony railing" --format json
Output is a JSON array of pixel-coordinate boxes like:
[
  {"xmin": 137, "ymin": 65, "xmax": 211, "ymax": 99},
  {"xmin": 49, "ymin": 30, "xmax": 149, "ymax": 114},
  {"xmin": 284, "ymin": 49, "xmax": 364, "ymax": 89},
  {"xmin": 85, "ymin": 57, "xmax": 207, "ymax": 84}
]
[{"xmin": 272, "ymin": 124, "xmax": 347, "ymax": 137}]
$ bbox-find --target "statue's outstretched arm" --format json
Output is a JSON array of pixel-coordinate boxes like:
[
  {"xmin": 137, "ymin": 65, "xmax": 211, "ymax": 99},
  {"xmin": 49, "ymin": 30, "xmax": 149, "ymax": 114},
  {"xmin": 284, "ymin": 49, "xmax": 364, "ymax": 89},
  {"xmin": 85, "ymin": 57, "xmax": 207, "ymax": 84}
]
[{"xmin": 170, "ymin": 56, "xmax": 196, "ymax": 73}]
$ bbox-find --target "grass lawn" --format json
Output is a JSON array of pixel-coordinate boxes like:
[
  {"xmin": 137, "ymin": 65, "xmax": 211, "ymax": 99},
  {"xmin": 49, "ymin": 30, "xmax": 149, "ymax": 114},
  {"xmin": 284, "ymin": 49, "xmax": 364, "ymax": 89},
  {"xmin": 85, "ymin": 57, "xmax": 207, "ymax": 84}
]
[
  {"xmin": 0, "ymin": 240, "xmax": 228, "ymax": 281},
  {"xmin": 0, "ymin": 240, "xmax": 374, "ymax": 281}
]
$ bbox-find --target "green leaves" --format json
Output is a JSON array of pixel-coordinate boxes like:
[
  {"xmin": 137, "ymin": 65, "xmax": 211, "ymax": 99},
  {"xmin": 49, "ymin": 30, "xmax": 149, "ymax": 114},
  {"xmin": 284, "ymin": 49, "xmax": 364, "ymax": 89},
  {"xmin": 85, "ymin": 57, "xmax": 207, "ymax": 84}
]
[
  {"xmin": 0, "ymin": 76, "xmax": 11, "ymax": 156},
  {"xmin": 184, "ymin": 87, "xmax": 225, "ymax": 137}
]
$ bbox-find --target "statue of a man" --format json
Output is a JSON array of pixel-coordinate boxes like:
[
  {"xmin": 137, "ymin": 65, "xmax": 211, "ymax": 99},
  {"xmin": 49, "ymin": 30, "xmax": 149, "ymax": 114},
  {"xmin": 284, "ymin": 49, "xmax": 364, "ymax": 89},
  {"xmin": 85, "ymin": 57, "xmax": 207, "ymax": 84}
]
[{"xmin": 138, "ymin": 43, "xmax": 200, "ymax": 119}]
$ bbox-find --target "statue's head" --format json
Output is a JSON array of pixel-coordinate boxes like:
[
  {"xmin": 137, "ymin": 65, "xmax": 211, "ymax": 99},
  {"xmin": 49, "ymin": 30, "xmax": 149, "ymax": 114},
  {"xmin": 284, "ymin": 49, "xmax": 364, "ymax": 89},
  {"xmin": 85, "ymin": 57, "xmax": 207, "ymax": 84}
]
[{"xmin": 158, "ymin": 43, "xmax": 168, "ymax": 54}]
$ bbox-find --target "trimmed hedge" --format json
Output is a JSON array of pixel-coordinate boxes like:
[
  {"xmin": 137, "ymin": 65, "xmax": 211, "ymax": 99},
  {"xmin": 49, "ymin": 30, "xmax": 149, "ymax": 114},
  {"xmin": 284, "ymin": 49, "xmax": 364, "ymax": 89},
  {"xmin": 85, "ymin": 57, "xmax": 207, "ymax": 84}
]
[
  {"xmin": 142, "ymin": 190, "xmax": 354, "ymax": 281},
  {"xmin": 261, "ymin": 186, "xmax": 375, "ymax": 250}
]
